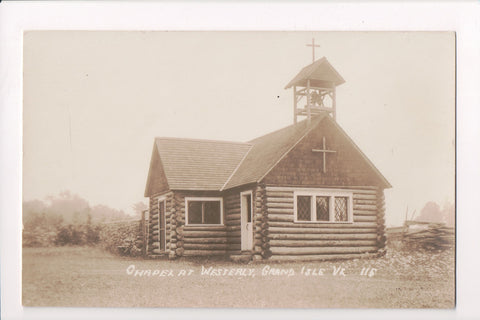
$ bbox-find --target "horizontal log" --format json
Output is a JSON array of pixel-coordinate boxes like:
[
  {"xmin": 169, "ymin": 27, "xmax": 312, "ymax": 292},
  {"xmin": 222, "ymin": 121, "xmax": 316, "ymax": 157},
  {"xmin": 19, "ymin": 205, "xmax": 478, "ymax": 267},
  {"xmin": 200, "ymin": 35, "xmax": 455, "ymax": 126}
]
[
  {"xmin": 353, "ymin": 209, "xmax": 377, "ymax": 216},
  {"xmin": 183, "ymin": 250, "xmax": 227, "ymax": 256},
  {"xmin": 225, "ymin": 204, "xmax": 240, "ymax": 210},
  {"xmin": 226, "ymin": 226, "xmax": 241, "ymax": 231},
  {"xmin": 266, "ymin": 197, "xmax": 294, "ymax": 203},
  {"xmin": 183, "ymin": 243, "xmax": 230, "ymax": 250},
  {"xmin": 151, "ymin": 214, "xmax": 159, "ymax": 220},
  {"xmin": 270, "ymin": 246, "xmax": 378, "ymax": 255},
  {"xmin": 184, "ymin": 237, "xmax": 228, "ymax": 244},
  {"xmin": 269, "ymin": 226, "xmax": 378, "ymax": 234},
  {"xmin": 226, "ymin": 220, "xmax": 240, "ymax": 227},
  {"xmin": 226, "ymin": 213, "xmax": 241, "ymax": 220},
  {"xmin": 151, "ymin": 241, "xmax": 160, "ymax": 248},
  {"xmin": 184, "ymin": 231, "xmax": 227, "ymax": 238},
  {"xmin": 269, "ymin": 253, "xmax": 376, "ymax": 262},
  {"xmin": 353, "ymin": 194, "xmax": 377, "ymax": 200},
  {"xmin": 268, "ymin": 221, "xmax": 376, "ymax": 229},
  {"xmin": 184, "ymin": 226, "xmax": 226, "ymax": 231},
  {"xmin": 353, "ymin": 199, "xmax": 377, "ymax": 205},
  {"xmin": 269, "ymin": 233, "xmax": 377, "ymax": 240},
  {"xmin": 151, "ymin": 249, "xmax": 165, "ymax": 255},
  {"xmin": 353, "ymin": 204, "xmax": 377, "ymax": 211},
  {"xmin": 226, "ymin": 238, "xmax": 241, "ymax": 244},
  {"xmin": 228, "ymin": 231, "xmax": 241, "ymax": 237},
  {"xmin": 269, "ymin": 239, "xmax": 377, "ymax": 247},
  {"xmin": 265, "ymin": 192, "xmax": 294, "ymax": 198},
  {"xmin": 268, "ymin": 214, "xmax": 294, "ymax": 222},
  {"xmin": 267, "ymin": 208, "xmax": 293, "ymax": 214},
  {"xmin": 267, "ymin": 202, "xmax": 294, "ymax": 209},
  {"xmin": 353, "ymin": 215, "xmax": 378, "ymax": 222}
]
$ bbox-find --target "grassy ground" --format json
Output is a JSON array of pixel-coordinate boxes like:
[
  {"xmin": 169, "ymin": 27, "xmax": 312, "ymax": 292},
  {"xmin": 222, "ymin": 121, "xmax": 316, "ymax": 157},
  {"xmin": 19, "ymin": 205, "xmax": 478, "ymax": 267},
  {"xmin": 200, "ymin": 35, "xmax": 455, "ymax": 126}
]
[{"xmin": 22, "ymin": 245, "xmax": 455, "ymax": 308}]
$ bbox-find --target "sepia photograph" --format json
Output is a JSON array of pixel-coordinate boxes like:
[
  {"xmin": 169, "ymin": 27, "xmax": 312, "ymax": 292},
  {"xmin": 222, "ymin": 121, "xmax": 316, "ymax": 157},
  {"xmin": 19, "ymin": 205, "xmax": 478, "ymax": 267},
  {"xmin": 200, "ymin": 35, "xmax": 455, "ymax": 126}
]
[{"xmin": 20, "ymin": 31, "xmax": 456, "ymax": 309}]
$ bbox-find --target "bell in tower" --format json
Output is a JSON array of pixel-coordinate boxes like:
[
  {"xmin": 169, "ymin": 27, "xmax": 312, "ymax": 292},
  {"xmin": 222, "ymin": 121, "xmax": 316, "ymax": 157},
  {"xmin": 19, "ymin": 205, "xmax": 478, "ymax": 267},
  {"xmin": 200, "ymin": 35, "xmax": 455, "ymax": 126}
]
[{"xmin": 285, "ymin": 39, "xmax": 345, "ymax": 123}]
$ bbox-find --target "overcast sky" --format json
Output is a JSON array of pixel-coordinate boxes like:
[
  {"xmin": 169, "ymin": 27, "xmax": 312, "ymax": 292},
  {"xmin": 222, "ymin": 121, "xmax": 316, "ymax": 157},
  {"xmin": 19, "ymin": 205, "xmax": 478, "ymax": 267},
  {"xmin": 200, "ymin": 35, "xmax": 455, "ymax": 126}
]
[{"xmin": 23, "ymin": 31, "xmax": 455, "ymax": 226}]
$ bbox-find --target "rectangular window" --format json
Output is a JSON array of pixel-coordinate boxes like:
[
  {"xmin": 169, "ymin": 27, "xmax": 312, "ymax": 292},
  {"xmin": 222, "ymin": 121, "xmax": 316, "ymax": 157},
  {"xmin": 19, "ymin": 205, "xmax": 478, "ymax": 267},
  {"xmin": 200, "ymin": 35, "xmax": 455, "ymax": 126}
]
[
  {"xmin": 294, "ymin": 190, "xmax": 353, "ymax": 223},
  {"xmin": 185, "ymin": 197, "xmax": 223, "ymax": 225},
  {"xmin": 297, "ymin": 196, "xmax": 312, "ymax": 221}
]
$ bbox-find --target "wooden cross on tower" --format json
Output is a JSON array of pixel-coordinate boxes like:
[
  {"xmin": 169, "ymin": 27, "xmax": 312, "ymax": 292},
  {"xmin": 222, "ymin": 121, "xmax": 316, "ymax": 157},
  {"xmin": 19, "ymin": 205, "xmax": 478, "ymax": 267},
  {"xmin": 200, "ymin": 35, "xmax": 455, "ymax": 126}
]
[
  {"xmin": 312, "ymin": 137, "xmax": 336, "ymax": 173},
  {"xmin": 306, "ymin": 38, "xmax": 320, "ymax": 63}
]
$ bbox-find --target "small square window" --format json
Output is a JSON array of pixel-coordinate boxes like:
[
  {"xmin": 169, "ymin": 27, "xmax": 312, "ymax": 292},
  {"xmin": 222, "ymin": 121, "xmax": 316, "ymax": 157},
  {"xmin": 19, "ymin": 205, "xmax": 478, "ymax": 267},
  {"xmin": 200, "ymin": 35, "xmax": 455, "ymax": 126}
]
[{"xmin": 186, "ymin": 198, "xmax": 223, "ymax": 225}]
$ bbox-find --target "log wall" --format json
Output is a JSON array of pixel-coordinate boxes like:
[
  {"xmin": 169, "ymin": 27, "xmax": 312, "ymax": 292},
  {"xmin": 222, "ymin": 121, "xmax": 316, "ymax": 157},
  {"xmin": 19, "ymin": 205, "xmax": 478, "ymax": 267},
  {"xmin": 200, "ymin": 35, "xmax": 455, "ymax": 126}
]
[
  {"xmin": 173, "ymin": 190, "xmax": 227, "ymax": 257},
  {"xmin": 224, "ymin": 190, "xmax": 241, "ymax": 255},
  {"xmin": 147, "ymin": 191, "xmax": 173, "ymax": 257},
  {"xmin": 265, "ymin": 186, "xmax": 384, "ymax": 261}
]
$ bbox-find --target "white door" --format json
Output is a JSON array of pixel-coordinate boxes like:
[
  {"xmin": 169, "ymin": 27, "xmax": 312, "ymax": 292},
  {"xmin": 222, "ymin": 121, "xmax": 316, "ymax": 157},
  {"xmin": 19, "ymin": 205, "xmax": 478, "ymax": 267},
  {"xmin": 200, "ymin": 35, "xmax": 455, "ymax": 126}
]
[{"xmin": 240, "ymin": 192, "xmax": 254, "ymax": 251}]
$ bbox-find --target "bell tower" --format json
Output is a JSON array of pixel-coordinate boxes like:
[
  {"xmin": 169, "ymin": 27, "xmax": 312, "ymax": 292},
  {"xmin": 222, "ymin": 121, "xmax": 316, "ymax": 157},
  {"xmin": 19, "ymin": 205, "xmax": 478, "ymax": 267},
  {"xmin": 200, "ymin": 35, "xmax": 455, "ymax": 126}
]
[{"xmin": 285, "ymin": 39, "xmax": 345, "ymax": 123}]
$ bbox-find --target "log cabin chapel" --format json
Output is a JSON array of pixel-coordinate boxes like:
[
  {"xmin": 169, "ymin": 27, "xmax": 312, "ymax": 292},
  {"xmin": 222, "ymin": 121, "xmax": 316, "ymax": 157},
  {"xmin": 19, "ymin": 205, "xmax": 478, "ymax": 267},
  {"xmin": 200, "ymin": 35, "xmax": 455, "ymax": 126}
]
[{"xmin": 144, "ymin": 42, "xmax": 391, "ymax": 262}]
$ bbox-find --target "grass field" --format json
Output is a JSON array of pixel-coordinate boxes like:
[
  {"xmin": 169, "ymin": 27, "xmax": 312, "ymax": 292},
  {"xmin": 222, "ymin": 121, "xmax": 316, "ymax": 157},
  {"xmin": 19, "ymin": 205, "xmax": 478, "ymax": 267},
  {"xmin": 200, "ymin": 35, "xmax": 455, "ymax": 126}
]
[{"xmin": 22, "ymin": 246, "xmax": 455, "ymax": 308}]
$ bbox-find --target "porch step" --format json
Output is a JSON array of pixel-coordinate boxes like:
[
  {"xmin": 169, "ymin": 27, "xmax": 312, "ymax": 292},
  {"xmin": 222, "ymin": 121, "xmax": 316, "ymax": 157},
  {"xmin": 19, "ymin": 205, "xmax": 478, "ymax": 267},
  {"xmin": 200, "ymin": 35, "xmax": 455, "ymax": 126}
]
[{"xmin": 230, "ymin": 250, "xmax": 253, "ymax": 263}]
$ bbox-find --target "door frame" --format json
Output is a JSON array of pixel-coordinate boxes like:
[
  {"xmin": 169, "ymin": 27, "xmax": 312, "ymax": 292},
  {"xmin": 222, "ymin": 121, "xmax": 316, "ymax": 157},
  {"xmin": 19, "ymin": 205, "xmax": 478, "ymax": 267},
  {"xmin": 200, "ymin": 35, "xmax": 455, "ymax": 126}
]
[
  {"xmin": 157, "ymin": 196, "xmax": 167, "ymax": 252},
  {"xmin": 240, "ymin": 190, "xmax": 254, "ymax": 251}
]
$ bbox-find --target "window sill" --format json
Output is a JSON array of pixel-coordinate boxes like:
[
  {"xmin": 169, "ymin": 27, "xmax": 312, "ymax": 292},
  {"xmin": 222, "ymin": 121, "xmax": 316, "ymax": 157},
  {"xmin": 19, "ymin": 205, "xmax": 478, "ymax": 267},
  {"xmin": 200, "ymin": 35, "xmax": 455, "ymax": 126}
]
[
  {"xmin": 184, "ymin": 224, "xmax": 226, "ymax": 228},
  {"xmin": 293, "ymin": 221, "xmax": 354, "ymax": 224}
]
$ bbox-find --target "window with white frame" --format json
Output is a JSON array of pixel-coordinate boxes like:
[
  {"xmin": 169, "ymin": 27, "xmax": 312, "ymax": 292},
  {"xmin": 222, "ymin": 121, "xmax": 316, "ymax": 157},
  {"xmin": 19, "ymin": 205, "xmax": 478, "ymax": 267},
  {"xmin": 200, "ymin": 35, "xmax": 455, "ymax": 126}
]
[
  {"xmin": 294, "ymin": 191, "xmax": 353, "ymax": 223},
  {"xmin": 185, "ymin": 197, "xmax": 223, "ymax": 225}
]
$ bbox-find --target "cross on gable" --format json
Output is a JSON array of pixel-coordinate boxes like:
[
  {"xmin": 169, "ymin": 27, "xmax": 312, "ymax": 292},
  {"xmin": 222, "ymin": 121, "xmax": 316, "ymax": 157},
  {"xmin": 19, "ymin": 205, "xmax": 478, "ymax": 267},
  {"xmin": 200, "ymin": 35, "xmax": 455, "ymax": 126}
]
[
  {"xmin": 306, "ymin": 38, "xmax": 320, "ymax": 63},
  {"xmin": 312, "ymin": 136, "xmax": 336, "ymax": 173}
]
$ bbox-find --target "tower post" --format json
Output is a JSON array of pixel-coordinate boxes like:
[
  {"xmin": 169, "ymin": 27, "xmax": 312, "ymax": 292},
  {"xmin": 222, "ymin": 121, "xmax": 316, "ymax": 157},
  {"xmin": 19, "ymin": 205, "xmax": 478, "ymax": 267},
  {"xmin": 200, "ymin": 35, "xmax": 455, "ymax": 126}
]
[{"xmin": 284, "ymin": 39, "xmax": 345, "ymax": 124}]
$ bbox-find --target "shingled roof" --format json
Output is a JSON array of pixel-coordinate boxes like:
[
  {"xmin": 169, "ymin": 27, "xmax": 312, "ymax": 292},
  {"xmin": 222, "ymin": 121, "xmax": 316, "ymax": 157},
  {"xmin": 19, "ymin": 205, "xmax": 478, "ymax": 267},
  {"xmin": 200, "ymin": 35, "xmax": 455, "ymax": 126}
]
[
  {"xmin": 284, "ymin": 57, "xmax": 346, "ymax": 89},
  {"xmin": 145, "ymin": 113, "xmax": 390, "ymax": 195},
  {"xmin": 222, "ymin": 115, "xmax": 326, "ymax": 190},
  {"xmin": 152, "ymin": 138, "xmax": 251, "ymax": 191}
]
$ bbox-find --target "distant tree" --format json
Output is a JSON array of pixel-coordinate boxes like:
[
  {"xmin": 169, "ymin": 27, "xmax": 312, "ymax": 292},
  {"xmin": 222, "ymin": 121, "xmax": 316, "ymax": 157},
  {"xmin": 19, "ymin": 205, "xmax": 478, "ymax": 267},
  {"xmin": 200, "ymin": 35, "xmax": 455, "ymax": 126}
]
[
  {"xmin": 416, "ymin": 200, "xmax": 455, "ymax": 226},
  {"xmin": 91, "ymin": 204, "xmax": 130, "ymax": 223},
  {"xmin": 23, "ymin": 190, "xmax": 128, "ymax": 247},
  {"xmin": 131, "ymin": 201, "xmax": 148, "ymax": 218},
  {"xmin": 441, "ymin": 201, "xmax": 455, "ymax": 227},
  {"xmin": 416, "ymin": 201, "xmax": 442, "ymax": 223}
]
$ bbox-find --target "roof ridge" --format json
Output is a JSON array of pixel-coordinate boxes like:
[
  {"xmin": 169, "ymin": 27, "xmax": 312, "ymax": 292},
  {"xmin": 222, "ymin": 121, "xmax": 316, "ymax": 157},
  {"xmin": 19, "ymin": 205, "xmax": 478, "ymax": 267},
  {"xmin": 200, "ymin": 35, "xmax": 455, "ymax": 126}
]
[
  {"xmin": 155, "ymin": 136, "xmax": 251, "ymax": 146},
  {"xmin": 254, "ymin": 115, "xmax": 326, "ymax": 184},
  {"xmin": 220, "ymin": 144, "xmax": 254, "ymax": 191}
]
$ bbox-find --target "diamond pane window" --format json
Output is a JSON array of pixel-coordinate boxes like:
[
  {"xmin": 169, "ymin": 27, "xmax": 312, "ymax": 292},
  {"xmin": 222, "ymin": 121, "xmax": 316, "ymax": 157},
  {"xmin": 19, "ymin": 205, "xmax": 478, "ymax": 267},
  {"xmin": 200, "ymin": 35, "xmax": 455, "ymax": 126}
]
[
  {"xmin": 316, "ymin": 196, "xmax": 329, "ymax": 221},
  {"xmin": 297, "ymin": 196, "xmax": 311, "ymax": 221},
  {"xmin": 334, "ymin": 197, "xmax": 348, "ymax": 222}
]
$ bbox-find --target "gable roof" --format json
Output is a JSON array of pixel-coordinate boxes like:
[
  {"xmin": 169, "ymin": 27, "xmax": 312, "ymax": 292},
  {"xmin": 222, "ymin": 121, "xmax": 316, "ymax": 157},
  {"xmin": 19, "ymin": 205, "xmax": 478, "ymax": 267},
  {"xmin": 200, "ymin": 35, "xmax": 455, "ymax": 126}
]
[
  {"xmin": 145, "ymin": 114, "xmax": 391, "ymax": 195},
  {"xmin": 151, "ymin": 137, "xmax": 251, "ymax": 191},
  {"xmin": 222, "ymin": 115, "xmax": 326, "ymax": 190},
  {"xmin": 285, "ymin": 57, "xmax": 346, "ymax": 89}
]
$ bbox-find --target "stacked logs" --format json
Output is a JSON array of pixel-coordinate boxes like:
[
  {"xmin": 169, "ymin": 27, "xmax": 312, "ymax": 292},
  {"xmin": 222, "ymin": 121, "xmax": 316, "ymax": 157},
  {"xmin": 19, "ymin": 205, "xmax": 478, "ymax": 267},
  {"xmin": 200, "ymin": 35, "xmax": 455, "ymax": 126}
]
[
  {"xmin": 173, "ymin": 193, "xmax": 185, "ymax": 258},
  {"xmin": 150, "ymin": 195, "xmax": 165, "ymax": 255},
  {"xmin": 402, "ymin": 222, "xmax": 455, "ymax": 250},
  {"xmin": 376, "ymin": 189, "xmax": 387, "ymax": 254},
  {"xmin": 254, "ymin": 185, "xmax": 271, "ymax": 259},
  {"xmin": 148, "ymin": 195, "xmax": 159, "ymax": 255},
  {"xmin": 225, "ymin": 192, "xmax": 241, "ymax": 255}
]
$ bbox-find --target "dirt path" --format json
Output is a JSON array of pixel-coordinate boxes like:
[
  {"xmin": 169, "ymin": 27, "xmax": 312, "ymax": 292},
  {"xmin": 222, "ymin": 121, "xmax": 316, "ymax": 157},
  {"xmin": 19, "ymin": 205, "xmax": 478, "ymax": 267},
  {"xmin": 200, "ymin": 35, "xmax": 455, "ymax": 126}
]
[{"xmin": 22, "ymin": 246, "xmax": 455, "ymax": 308}]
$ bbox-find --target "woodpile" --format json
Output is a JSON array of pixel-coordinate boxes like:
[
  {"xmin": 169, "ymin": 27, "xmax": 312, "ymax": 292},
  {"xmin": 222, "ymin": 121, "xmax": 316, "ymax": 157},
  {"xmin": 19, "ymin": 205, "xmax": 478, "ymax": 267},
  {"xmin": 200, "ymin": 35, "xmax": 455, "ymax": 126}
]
[{"xmin": 402, "ymin": 222, "xmax": 455, "ymax": 250}]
